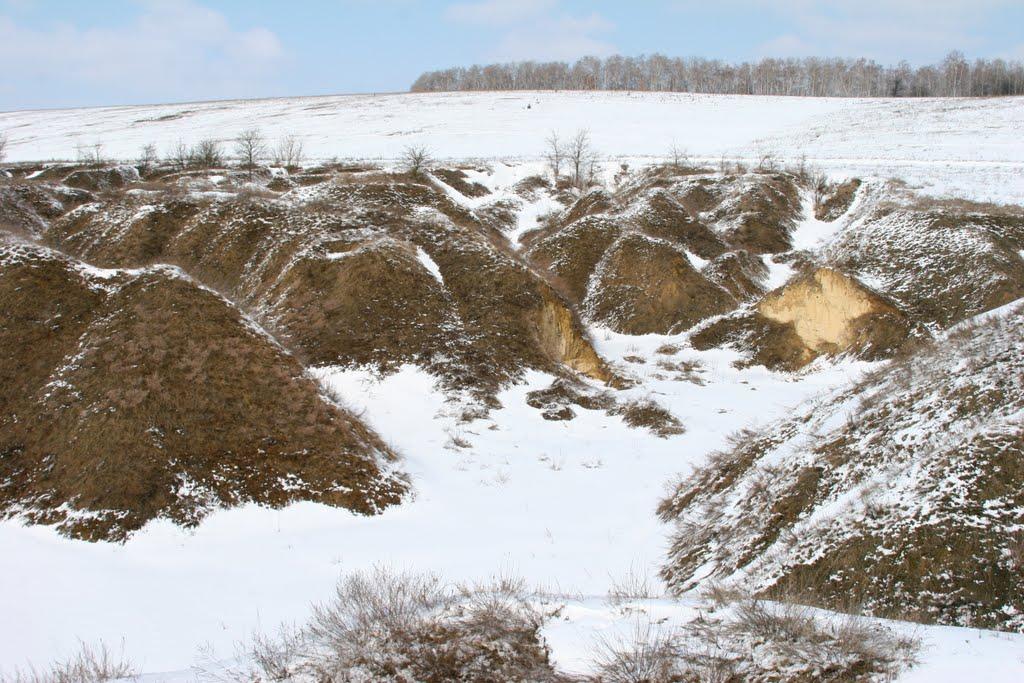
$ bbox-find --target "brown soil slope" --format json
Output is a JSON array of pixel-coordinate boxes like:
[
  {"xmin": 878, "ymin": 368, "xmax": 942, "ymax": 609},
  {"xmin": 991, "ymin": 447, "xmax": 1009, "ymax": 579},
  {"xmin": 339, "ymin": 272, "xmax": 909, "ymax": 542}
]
[
  {"xmin": 661, "ymin": 303, "xmax": 1024, "ymax": 632},
  {"xmin": 692, "ymin": 268, "xmax": 915, "ymax": 370},
  {"xmin": 0, "ymin": 241, "xmax": 406, "ymax": 540},
  {"xmin": 525, "ymin": 169, "xmax": 804, "ymax": 335},
  {"xmin": 824, "ymin": 206, "xmax": 1024, "ymax": 328},
  {"xmin": 43, "ymin": 172, "xmax": 611, "ymax": 397}
]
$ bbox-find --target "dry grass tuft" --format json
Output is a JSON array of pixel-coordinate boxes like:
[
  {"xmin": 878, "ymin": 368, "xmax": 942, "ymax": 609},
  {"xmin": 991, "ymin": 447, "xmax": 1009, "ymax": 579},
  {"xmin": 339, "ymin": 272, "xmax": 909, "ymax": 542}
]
[{"xmin": 4, "ymin": 641, "xmax": 136, "ymax": 683}]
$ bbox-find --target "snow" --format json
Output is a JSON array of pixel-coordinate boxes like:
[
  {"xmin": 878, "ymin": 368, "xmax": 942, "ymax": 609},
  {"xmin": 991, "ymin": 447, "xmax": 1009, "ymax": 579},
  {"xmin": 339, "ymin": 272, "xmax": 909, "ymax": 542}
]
[
  {"xmin": 540, "ymin": 598, "xmax": 1024, "ymax": 681},
  {"xmin": 790, "ymin": 190, "xmax": 848, "ymax": 251},
  {"xmin": 761, "ymin": 255, "xmax": 795, "ymax": 290},
  {"xmin": 3, "ymin": 91, "xmax": 1023, "ymax": 202},
  {"xmin": 2, "ymin": 92, "xmax": 1023, "ymax": 678},
  {"xmin": 0, "ymin": 333, "xmax": 857, "ymax": 675},
  {"xmin": 414, "ymin": 246, "xmax": 443, "ymax": 284}
]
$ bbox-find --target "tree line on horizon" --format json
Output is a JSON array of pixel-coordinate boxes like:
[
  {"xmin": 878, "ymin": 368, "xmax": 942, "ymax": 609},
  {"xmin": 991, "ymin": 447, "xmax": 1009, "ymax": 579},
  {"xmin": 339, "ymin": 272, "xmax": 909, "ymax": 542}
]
[{"xmin": 410, "ymin": 51, "xmax": 1024, "ymax": 98}]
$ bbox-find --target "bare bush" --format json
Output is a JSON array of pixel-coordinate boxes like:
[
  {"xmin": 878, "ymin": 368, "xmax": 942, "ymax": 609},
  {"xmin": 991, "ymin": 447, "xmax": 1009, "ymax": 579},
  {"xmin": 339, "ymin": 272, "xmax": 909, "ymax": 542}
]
[
  {"xmin": 0, "ymin": 131, "xmax": 8, "ymax": 163},
  {"xmin": 137, "ymin": 144, "xmax": 158, "ymax": 175},
  {"xmin": 591, "ymin": 620, "xmax": 681, "ymax": 683},
  {"xmin": 6, "ymin": 641, "xmax": 137, "ymax": 683},
  {"xmin": 248, "ymin": 625, "xmax": 308, "ymax": 682},
  {"xmin": 757, "ymin": 151, "xmax": 778, "ymax": 172},
  {"xmin": 679, "ymin": 597, "xmax": 919, "ymax": 681},
  {"xmin": 234, "ymin": 129, "xmax": 267, "ymax": 181},
  {"xmin": 74, "ymin": 142, "xmax": 105, "ymax": 165},
  {"xmin": 168, "ymin": 139, "xmax": 190, "ymax": 171},
  {"xmin": 607, "ymin": 564, "xmax": 659, "ymax": 606},
  {"xmin": 273, "ymin": 135, "xmax": 305, "ymax": 170},
  {"xmin": 244, "ymin": 568, "xmax": 564, "ymax": 682},
  {"xmin": 191, "ymin": 139, "xmax": 224, "ymax": 169},
  {"xmin": 402, "ymin": 145, "xmax": 433, "ymax": 177}
]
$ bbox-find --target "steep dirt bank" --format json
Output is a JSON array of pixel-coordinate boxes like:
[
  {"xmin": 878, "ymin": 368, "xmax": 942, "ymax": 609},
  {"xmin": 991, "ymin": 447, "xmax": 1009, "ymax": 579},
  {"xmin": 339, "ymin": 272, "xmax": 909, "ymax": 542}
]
[
  {"xmin": 661, "ymin": 302, "xmax": 1024, "ymax": 632},
  {"xmin": 0, "ymin": 240, "xmax": 406, "ymax": 540}
]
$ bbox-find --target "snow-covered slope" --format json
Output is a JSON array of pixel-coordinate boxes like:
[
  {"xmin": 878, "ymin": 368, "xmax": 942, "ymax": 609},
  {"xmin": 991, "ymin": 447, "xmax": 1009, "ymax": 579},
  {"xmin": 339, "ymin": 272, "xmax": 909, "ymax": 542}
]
[
  {"xmin": 661, "ymin": 301, "xmax": 1024, "ymax": 631},
  {"xmin": 2, "ymin": 94, "xmax": 1024, "ymax": 680},
  {"xmin": 3, "ymin": 91, "xmax": 1023, "ymax": 202}
]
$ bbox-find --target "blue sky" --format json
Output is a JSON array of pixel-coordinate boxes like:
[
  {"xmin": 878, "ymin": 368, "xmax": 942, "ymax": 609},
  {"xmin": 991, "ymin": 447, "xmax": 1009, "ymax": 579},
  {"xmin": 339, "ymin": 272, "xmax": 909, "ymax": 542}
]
[{"xmin": 2, "ymin": 0, "xmax": 1023, "ymax": 110}]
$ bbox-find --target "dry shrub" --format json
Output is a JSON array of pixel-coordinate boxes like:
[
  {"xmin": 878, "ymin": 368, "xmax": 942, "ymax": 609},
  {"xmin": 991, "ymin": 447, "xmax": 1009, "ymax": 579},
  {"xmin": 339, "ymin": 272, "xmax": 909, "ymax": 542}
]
[
  {"xmin": 591, "ymin": 621, "xmax": 680, "ymax": 683},
  {"xmin": 674, "ymin": 598, "xmax": 918, "ymax": 683},
  {"xmin": 4, "ymin": 641, "xmax": 136, "ymax": 683},
  {"xmin": 606, "ymin": 565, "xmax": 660, "ymax": 606},
  {"xmin": 612, "ymin": 398, "xmax": 684, "ymax": 438},
  {"xmin": 243, "ymin": 568, "xmax": 566, "ymax": 683}
]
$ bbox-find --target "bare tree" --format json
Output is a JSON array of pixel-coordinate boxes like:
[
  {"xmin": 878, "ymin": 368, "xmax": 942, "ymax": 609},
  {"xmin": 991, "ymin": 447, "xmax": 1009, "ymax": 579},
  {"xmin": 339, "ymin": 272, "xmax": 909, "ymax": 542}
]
[
  {"xmin": 810, "ymin": 171, "xmax": 829, "ymax": 211},
  {"xmin": 566, "ymin": 129, "xmax": 597, "ymax": 190},
  {"xmin": 75, "ymin": 141, "xmax": 105, "ymax": 165},
  {"xmin": 273, "ymin": 135, "xmax": 305, "ymax": 170},
  {"xmin": 411, "ymin": 52, "xmax": 1024, "ymax": 98},
  {"xmin": 0, "ymin": 132, "xmax": 8, "ymax": 163},
  {"xmin": 234, "ymin": 128, "xmax": 267, "ymax": 181},
  {"xmin": 669, "ymin": 142, "xmax": 688, "ymax": 169},
  {"xmin": 402, "ymin": 145, "xmax": 433, "ymax": 177},
  {"xmin": 544, "ymin": 131, "xmax": 563, "ymax": 181},
  {"xmin": 137, "ymin": 143, "xmax": 158, "ymax": 175},
  {"xmin": 168, "ymin": 139, "xmax": 191, "ymax": 171},
  {"xmin": 191, "ymin": 139, "xmax": 224, "ymax": 169}
]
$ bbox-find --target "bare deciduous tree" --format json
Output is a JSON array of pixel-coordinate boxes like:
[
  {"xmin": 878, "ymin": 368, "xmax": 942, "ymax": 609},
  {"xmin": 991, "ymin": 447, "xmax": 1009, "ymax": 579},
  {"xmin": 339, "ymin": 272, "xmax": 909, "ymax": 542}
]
[
  {"xmin": 566, "ymin": 129, "xmax": 597, "ymax": 190},
  {"xmin": 273, "ymin": 135, "xmax": 305, "ymax": 170},
  {"xmin": 137, "ymin": 143, "xmax": 158, "ymax": 175},
  {"xmin": 669, "ymin": 142, "xmax": 688, "ymax": 169},
  {"xmin": 0, "ymin": 132, "xmax": 8, "ymax": 163},
  {"xmin": 810, "ymin": 171, "xmax": 829, "ymax": 210},
  {"xmin": 402, "ymin": 145, "xmax": 433, "ymax": 177},
  {"xmin": 234, "ymin": 128, "xmax": 267, "ymax": 181},
  {"xmin": 411, "ymin": 51, "xmax": 1024, "ymax": 98},
  {"xmin": 544, "ymin": 131, "xmax": 563, "ymax": 181},
  {"xmin": 75, "ymin": 141, "xmax": 105, "ymax": 165}
]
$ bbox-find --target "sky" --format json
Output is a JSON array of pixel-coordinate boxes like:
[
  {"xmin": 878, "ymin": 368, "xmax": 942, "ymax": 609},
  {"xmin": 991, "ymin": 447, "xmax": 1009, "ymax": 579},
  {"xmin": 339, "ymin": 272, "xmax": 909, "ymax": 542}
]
[{"xmin": 1, "ymin": 0, "xmax": 1023, "ymax": 111}]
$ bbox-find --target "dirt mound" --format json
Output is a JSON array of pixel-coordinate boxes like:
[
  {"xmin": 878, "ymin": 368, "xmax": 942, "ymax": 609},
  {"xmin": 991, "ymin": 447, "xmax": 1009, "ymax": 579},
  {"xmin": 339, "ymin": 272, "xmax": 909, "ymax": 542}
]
[
  {"xmin": 433, "ymin": 168, "xmax": 490, "ymax": 198},
  {"xmin": 0, "ymin": 182, "xmax": 93, "ymax": 236},
  {"xmin": 705, "ymin": 174, "xmax": 803, "ymax": 253},
  {"xmin": 661, "ymin": 303, "xmax": 1024, "ymax": 631},
  {"xmin": 628, "ymin": 189, "xmax": 727, "ymax": 259},
  {"xmin": 585, "ymin": 233, "xmax": 735, "ymax": 334},
  {"xmin": 524, "ymin": 170, "xmax": 805, "ymax": 337},
  {"xmin": 0, "ymin": 242, "xmax": 406, "ymax": 540},
  {"xmin": 526, "ymin": 215, "xmax": 622, "ymax": 303},
  {"xmin": 702, "ymin": 250, "xmax": 769, "ymax": 300},
  {"xmin": 691, "ymin": 311, "xmax": 814, "ymax": 371},
  {"xmin": 63, "ymin": 166, "xmax": 140, "ymax": 192},
  {"xmin": 824, "ymin": 206, "xmax": 1024, "ymax": 328},
  {"xmin": 560, "ymin": 187, "xmax": 615, "ymax": 225},
  {"xmin": 43, "ymin": 171, "xmax": 611, "ymax": 400}
]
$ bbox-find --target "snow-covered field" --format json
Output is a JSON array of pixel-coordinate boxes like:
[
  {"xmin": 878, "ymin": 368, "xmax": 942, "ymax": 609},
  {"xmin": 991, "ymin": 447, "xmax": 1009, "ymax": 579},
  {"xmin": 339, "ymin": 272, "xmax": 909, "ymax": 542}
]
[
  {"xmin": 3, "ymin": 91, "xmax": 1023, "ymax": 202},
  {"xmin": 2, "ymin": 92, "xmax": 1024, "ymax": 678}
]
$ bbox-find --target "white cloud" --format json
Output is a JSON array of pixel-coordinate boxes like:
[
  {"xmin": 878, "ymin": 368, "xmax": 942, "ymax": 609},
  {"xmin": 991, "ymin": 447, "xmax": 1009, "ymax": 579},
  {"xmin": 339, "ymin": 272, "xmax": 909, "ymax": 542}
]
[
  {"xmin": 446, "ymin": 0, "xmax": 615, "ymax": 62},
  {"xmin": 0, "ymin": 0, "xmax": 285, "ymax": 107}
]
